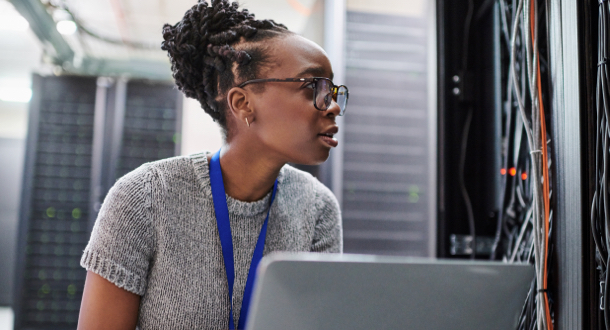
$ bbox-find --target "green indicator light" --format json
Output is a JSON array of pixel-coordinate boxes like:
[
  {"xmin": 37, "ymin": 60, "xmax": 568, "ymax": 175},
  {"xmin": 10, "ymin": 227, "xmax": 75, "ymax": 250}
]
[
  {"xmin": 46, "ymin": 207, "xmax": 56, "ymax": 218},
  {"xmin": 67, "ymin": 284, "xmax": 77, "ymax": 295},
  {"xmin": 408, "ymin": 185, "xmax": 420, "ymax": 203},
  {"xmin": 72, "ymin": 208, "xmax": 81, "ymax": 219},
  {"xmin": 41, "ymin": 284, "xmax": 50, "ymax": 294}
]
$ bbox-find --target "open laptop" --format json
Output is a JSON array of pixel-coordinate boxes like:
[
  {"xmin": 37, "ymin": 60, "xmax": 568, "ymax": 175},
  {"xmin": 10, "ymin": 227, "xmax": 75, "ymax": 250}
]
[{"xmin": 246, "ymin": 253, "xmax": 534, "ymax": 330}]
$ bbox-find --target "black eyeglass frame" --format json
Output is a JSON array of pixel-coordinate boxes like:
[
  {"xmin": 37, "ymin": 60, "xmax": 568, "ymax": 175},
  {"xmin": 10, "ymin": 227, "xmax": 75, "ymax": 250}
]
[{"xmin": 237, "ymin": 77, "xmax": 349, "ymax": 115}]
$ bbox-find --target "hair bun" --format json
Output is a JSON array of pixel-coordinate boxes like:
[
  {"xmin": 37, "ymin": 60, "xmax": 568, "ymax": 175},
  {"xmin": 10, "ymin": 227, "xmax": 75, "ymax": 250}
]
[{"xmin": 162, "ymin": 0, "xmax": 289, "ymax": 129}]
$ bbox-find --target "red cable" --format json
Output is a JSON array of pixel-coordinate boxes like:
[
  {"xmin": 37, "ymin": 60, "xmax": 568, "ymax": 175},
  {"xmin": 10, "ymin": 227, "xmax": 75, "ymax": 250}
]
[{"xmin": 531, "ymin": 1, "xmax": 553, "ymax": 328}]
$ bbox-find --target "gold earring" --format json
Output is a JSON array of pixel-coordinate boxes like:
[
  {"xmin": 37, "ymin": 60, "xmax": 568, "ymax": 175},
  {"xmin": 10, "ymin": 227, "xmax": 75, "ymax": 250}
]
[{"xmin": 246, "ymin": 118, "xmax": 250, "ymax": 127}]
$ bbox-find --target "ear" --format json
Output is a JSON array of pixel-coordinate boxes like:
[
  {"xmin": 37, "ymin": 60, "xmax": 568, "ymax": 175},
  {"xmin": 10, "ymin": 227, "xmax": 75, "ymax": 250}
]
[{"xmin": 226, "ymin": 87, "xmax": 254, "ymax": 127}]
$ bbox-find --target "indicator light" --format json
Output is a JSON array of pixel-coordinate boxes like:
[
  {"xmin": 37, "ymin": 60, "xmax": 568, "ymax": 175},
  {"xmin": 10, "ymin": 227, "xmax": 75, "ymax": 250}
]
[{"xmin": 509, "ymin": 167, "xmax": 517, "ymax": 176}]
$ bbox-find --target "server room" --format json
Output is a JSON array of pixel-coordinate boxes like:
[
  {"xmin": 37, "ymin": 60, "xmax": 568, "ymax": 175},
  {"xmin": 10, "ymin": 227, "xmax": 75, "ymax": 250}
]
[{"xmin": 0, "ymin": 0, "xmax": 605, "ymax": 329}]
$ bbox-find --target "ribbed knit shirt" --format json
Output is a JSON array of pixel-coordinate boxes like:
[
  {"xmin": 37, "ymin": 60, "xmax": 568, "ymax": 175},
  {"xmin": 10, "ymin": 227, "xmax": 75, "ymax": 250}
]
[{"xmin": 80, "ymin": 152, "xmax": 342, "ymax": 329}]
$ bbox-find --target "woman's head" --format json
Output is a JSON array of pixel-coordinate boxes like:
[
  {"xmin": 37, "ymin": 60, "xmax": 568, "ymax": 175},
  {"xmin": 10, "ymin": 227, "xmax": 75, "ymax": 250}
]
[
  {"xmin": 161, "ymin": 0, "xmax": 291, "ymax": 134},
  {"xmin": 163, "ymin": 0, "xmax": 343, "ymax": 164}
]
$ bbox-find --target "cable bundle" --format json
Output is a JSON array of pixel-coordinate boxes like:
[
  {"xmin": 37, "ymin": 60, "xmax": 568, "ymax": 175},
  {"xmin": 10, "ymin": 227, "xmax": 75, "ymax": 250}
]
[
  {"xmin": 591, "ymin": 0, "xmax": 610, "ymax": 328},
  {"xmin": 491, "ymin": 0, "xmax": 553, "ymax": 329}
]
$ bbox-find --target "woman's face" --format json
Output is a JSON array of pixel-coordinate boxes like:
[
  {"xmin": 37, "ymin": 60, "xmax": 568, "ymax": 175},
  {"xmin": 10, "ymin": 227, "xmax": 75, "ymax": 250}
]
[{"xmin": 239, "ymin": 34, "xmax": 341, "ymax": 165}]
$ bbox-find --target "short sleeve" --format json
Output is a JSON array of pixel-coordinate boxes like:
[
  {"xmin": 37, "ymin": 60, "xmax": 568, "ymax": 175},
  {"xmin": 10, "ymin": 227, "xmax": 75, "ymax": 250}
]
[
  {"xmin": 80, "ymin": 165, "xmax": 156, "ymax": 296},
  {"xmin": 310, "ymin": 183, "xmax": 343, "ymax": 253}
]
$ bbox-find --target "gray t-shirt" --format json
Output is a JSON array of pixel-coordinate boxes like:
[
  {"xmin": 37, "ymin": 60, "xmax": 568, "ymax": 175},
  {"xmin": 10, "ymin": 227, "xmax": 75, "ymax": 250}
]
[{"xmin": 80, "ymin": 152, "xmax": 342, "ymax": 329}]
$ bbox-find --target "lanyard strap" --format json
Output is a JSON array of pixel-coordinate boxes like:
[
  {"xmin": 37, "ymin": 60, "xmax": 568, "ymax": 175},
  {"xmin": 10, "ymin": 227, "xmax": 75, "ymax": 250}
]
[{"xmin": 209, "ymin": 149, "xmax": 278, "ymax": 330}]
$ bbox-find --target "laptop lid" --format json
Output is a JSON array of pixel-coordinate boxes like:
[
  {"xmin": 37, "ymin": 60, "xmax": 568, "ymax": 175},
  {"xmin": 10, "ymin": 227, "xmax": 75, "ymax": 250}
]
[{"xmin": 246, "ymin": 253, "xmax": 534, "ymax": 330}]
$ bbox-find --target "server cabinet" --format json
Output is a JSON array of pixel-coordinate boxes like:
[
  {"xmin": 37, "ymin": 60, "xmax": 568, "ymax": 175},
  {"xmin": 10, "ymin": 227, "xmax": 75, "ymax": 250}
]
[
  {"xmin": 341, "ymin": 11, "xmax": 435, "ymax": 257},
  {"xmin": 13, "ymin": 74, "xmax": 182, "ymax": 329}
]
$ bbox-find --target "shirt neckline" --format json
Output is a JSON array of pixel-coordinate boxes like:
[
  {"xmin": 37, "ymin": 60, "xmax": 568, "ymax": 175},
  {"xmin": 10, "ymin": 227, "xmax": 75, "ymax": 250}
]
[{"xmin": 190, "ymin": 151, "xmax": 283, "ymax": 216}]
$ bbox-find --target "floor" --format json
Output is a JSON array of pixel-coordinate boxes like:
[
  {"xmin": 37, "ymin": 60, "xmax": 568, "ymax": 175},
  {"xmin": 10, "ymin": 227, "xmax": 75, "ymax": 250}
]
[{"xmin": 0, "ymin": 307, "xmax": 13, "ymax": 330}]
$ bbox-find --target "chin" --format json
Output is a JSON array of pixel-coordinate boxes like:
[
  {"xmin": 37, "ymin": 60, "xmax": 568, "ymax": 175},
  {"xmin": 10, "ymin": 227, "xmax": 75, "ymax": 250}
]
[
  {"xmin": 287, "ymin": 149, "xmax": 330, "ymax": 166},
  {"xmin": 305, "ymin": 149, "xmax": 332, "ymax": 166}
]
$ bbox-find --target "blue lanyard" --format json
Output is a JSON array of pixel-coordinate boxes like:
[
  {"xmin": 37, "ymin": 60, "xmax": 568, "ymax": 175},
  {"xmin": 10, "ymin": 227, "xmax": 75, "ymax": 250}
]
[{"xmin": 209, "ymin": 149, "xmax": 278, "ymax": 330}]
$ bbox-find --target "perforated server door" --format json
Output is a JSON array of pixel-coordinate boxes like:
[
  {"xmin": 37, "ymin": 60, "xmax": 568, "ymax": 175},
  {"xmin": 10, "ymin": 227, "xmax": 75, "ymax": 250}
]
[
  {"xmin": 342, "ymin": 12, "xmax": 433, "ymax": 256},
  {"xmin": 14, "ymin": 75, "xmax": 182, "ymax": 329},
  {"xmin": 14, "ymin": 75, "xmax": 97, "ymax": 328},
  {"xmin": 116, "ymin": 80, "xmax": 182, "ymax": 179}
]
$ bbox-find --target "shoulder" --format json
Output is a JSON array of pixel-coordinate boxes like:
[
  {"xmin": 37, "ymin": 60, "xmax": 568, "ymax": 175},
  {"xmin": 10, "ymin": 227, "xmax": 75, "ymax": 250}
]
[
  {"xmin": 116, "ymin": 154, "xmax": 198, "ymax": 189},
  {"xmin": 279, "ymin": 164, "xmax": 338, "ymax": 210}
]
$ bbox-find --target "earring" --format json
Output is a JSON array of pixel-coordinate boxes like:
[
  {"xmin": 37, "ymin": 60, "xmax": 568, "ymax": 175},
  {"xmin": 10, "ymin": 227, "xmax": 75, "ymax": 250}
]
[{"xmin": 246, "ymin": 118, "xmax": 250, "ymax": 127}]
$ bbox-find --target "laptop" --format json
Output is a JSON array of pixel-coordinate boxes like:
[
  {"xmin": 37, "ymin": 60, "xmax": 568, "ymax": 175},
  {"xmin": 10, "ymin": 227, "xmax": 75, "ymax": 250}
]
[{"xmin": 246, "ymin": 253, "xmax": 534, "ymax": 330}]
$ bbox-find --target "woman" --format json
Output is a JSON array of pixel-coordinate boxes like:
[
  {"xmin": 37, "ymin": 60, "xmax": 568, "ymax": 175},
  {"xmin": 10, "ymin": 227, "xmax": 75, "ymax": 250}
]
[{"xmin": 77, "ymin": 0, "xmax": 348, "ymax": 329}]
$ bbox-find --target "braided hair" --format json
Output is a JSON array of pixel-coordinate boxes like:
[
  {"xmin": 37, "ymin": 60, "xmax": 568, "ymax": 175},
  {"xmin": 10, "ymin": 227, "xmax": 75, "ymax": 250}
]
[{"xmin": 161, "ymin": 0, "xmax": 291, "ymax": 133}]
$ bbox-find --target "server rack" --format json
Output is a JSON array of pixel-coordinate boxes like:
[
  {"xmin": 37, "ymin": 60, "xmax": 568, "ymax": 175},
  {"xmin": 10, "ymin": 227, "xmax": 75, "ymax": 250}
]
[
  {"xmin": 13, "ymin": 74, "xmax": 182, "ymax": 329},
  {"xmin": 436, "ymin": 0, "xmax": 500, "ymax": 260},
  {"xmin": 341, "ymin": 10, "xmax": 435, "ymax": 257},
  {"xmin": 436, "ymin": 0, "xmax": 591, "ymax": 328}
]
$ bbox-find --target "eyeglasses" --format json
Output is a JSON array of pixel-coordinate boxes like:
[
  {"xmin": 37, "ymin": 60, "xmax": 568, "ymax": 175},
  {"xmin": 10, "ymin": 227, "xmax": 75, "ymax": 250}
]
[{"xmin": 237, "ymin": 77, "xmax": 349, "ymax": 116}]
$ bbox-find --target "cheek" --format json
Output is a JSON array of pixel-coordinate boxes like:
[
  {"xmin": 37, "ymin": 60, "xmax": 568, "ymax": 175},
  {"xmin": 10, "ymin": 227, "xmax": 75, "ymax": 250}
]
[{"xmin": 257, "ymin": 94, "xmax": 318, "ymax": 146}]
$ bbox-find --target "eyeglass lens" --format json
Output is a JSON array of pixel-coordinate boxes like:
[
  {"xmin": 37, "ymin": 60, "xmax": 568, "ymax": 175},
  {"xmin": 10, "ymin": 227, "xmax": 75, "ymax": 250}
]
[{"xmin": 315, "ymin": 79, "xmax": 348, "ymax": 115}]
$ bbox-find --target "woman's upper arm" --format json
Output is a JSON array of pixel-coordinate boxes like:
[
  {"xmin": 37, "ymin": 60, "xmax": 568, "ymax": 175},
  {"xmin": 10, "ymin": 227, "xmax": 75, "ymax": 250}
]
[
  {"xmin": 78, "ymin": 166, "xmax": 157, "ymax": 329},
  {"xmin": 77, "ymin": 271, "xmax": 141, "ymax": 330}
]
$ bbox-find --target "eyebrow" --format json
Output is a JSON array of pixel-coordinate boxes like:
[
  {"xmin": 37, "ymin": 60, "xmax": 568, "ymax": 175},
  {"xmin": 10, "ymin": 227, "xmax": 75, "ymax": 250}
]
[{"xmin": 296, "ymin": 67, "xmax": 334, "ymax": 81}]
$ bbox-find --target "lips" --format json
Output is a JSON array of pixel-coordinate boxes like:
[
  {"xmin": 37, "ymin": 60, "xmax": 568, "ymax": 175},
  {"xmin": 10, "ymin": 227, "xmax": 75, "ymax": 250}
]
[{"xmin": 318, "ymin": 126, "xmax": 339, "ymax": 148}]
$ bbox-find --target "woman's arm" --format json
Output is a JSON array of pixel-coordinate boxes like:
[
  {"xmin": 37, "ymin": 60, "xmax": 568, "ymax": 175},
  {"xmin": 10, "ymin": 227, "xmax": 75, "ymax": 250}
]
[{"xmin": 77, "ymin": 271, "xmax": 141, "ymax": 330}]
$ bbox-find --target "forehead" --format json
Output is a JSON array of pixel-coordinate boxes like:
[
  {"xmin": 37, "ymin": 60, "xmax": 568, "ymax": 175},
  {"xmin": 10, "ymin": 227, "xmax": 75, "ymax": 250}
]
[{"xmin": 265, "ymin": 35, "xmax": 333, "ymax": 79}]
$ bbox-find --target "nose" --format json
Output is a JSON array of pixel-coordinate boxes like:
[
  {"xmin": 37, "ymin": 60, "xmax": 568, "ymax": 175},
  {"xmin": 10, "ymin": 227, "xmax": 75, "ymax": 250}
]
[{"xmin": 324, "ymin": 99, "xmax": 341, "ymax": 118}]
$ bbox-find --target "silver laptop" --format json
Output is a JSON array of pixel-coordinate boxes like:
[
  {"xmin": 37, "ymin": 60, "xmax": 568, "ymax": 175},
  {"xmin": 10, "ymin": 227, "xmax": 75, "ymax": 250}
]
[{"xmin": 246, "ymin": 253, "xmax": 534, "ymax": 330}]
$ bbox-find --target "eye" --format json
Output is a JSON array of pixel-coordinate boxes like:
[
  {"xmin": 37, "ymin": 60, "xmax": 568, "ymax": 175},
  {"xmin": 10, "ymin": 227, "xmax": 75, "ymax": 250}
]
[{"xmin": 302, "ymin": 82, "xmax": 315, "ymax": 90}]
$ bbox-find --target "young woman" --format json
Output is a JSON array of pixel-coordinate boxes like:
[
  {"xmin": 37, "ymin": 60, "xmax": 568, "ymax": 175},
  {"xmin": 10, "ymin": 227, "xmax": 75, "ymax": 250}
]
[{"xmin": 77, "ymin": 0, "xmax": 348, "ymax": 329}]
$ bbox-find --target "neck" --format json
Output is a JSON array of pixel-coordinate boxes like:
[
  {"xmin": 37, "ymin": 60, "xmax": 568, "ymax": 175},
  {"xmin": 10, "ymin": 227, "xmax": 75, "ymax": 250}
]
[{"xmin": 211, "ymin": 142, "xmax": 284, "ymax": 202}]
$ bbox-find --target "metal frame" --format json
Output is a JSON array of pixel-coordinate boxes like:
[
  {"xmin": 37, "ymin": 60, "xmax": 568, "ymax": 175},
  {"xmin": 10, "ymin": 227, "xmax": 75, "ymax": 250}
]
[
  {"xmin": 8, "ymin": 0, "xmax": 172, "ymax": 81},
  {"xmin": 107, "ymin": 78, "xmax": 128, "ymax": 190},
  {"xmin": 427, "ymin": 0, "xmax": 438, "ymax": 258},
  {"xmin": 548, "ymin": 0, "xmax": 584, "ymax": 328},
  {"xmin": 321, "ymin": 0, "xmax": 346, "ymax": 205},
  {"xmin": 8, "ymin": 0, "xmax": 74, "ymax": 64},
  {"xmin": 88, "ymin": 77, "xmax": 109, "ymax": 232},
  {"xmin": 88, "ymin": 77, "xmax": 130, "ymax": 232}
]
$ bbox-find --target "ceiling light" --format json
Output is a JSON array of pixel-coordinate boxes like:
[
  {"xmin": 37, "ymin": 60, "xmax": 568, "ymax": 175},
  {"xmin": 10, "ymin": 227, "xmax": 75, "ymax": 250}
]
[
  {"xmin": 0, "ymin": 13, "xmax": 29, "ymax": 31},
  {"xmin": 0, "ymin": 87, "xmax": 32, "ymax": 103},
  {"xmin": 56, "ymin": 20, "xmax": 77, "ymax": 35}
]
